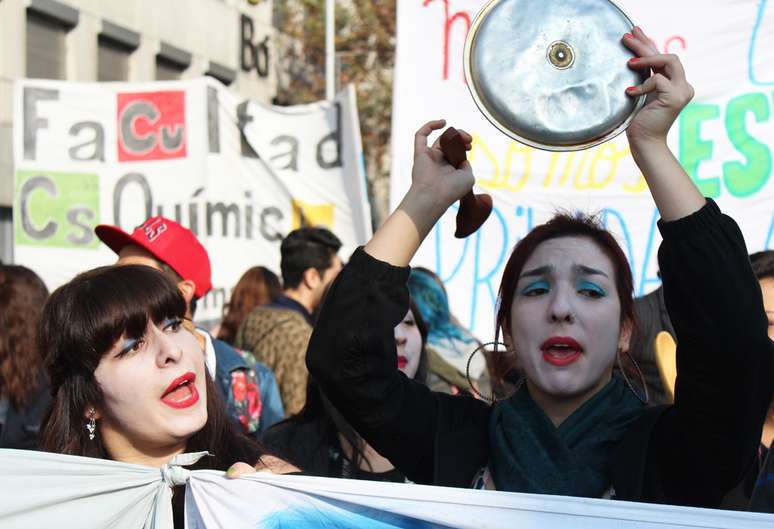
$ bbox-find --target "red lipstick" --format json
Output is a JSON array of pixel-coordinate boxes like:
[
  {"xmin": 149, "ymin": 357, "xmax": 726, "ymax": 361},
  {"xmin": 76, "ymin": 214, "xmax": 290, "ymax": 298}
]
[
  {"xmin": 161, "ymin": 372, "xmax": 199, "ymax": 409},
  {"xmin": 541, "ymin": 336, "xmax": 583, "ymax": 367},
  {"xmin": 397, "ymin": 355, "xmax": 408, "ymax": 369}
]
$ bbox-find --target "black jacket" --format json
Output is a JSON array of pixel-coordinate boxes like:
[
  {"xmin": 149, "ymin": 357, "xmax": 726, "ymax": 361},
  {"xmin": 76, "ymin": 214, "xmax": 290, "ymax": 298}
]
[
  {"xmin": 750, "ymin": 445, "xmax": 774, "ymax": 512},
  {"xmin": 308, "ymin": 200, "xmax": 773, "ymax": 507},
  {"xmin": 262, "ymin": 419, "xmax": 407, "ymax": 482},
  {"xmin": 262, "ymin": 419, "xmax": 344, "ymax": 478}
]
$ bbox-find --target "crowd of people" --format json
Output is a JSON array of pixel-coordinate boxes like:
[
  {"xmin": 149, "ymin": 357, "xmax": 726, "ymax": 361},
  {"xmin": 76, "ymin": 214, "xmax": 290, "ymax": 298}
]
[{"xmin": 0, "ymin": 28, "xmax": 772, "ymax": 524}]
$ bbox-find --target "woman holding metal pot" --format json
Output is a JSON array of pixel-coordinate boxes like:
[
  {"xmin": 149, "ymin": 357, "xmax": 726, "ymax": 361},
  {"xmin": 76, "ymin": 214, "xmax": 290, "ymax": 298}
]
[{"xmin": 306, "ymin": 27, "xmax": 773, "ymax": 506}]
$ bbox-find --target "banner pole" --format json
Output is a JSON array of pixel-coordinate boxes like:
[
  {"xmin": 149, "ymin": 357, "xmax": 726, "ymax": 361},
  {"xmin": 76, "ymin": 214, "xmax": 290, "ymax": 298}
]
[{"xmin": 325, "ymin": 0, "xmax": 335, "ymax": 100}]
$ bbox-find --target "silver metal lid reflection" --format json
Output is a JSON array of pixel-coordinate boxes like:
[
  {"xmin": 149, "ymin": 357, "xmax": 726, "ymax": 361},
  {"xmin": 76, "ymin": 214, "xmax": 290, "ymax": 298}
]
[{"xmin": 464, "ymin": 0, "xmax": 648, "ymax": 151}]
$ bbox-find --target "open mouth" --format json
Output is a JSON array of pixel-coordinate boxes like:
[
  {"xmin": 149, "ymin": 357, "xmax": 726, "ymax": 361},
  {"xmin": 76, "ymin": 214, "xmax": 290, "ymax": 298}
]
[
  {"xmin": 541, "ymin": 337, "xmax": 583, "ymax": 367},
  {"xmin": 397, "ymin": 355, "xmax": 408, "ymax": 369},
  {"xmin": 161, "ymin": 372, "xmax": 199, "ymax": 409}
]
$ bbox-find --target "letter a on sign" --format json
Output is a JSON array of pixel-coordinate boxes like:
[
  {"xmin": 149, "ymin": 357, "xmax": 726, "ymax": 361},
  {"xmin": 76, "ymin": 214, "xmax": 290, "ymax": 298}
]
[{"xmin": 116, "ymin": 91, "xmax": 187, "ymax": 162}]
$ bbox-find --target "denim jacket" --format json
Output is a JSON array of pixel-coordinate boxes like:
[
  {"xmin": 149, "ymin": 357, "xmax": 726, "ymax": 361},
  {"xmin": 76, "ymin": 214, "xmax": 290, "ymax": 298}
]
[{"xmin": 207, "ymin": 332, "xmax": 284, "ymax": 436}]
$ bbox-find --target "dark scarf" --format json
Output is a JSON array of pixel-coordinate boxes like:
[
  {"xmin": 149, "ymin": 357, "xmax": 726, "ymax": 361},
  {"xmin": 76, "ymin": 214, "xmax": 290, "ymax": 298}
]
[{"xmin": 489, "ymin": 376, "xmax": 645, "ymax": 497}]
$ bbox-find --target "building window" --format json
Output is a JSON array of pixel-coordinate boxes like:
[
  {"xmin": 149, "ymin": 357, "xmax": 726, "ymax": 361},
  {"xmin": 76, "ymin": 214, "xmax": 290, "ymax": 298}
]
[
  {"xmin": 156, "ymin": 57, "xmax": 185, "ymax": 80},
  {"xmin": 0, "ymin": 207, "xmax": 12, "ymax": 264},
  {"xmin": 206, "ymin": 61, "xmax": 237, "ymax": 86},
  {"xmin": 26, "ymin": 12, "xmax": 68, "ymax": 79},
  {"xmin": 97, "ymin": 37, "xmax": 131, "ymax": 81},
  {"xmin": 97, "ymin": 21, "xmax": 139, "ymax": 82},
  {"xmin": 156, "ymin": 43, "xmax": 191, "ymax": 81}
]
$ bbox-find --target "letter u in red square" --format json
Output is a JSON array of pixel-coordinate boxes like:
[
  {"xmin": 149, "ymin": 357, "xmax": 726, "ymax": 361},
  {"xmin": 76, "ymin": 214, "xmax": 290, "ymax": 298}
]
[{"xmin": 117, "ymin": 91, "xmax": 187, "ymax": 162}]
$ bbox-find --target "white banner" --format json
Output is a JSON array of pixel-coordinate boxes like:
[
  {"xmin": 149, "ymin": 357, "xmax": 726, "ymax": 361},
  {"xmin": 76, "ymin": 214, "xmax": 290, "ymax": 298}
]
[
  {"xmin": 0, "ymin": 449, "xmax": 770, "ymax": 529},
  {"xmin": 390, "ymin": 0, "xmax": 774, "ymax": 339},
  {"xmin": 12, "ymin": 79, "xmax": 371, "ymax": 323}
]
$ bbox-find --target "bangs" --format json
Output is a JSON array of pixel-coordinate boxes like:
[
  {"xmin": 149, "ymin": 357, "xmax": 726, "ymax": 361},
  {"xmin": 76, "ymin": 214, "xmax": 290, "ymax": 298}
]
[
  {"xmin": 45, "ymin": 265, "xmax": 186, "ymax": 375},
  {"xmin": 79, "ymin": 265, "xmax": 186, "ymax": 351}
]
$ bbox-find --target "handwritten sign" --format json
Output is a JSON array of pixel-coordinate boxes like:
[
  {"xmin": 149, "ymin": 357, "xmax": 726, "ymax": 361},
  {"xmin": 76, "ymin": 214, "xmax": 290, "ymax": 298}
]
[
  {"xmin": 391, "ymin": 0, "xmax": 774, "ymax": 339},
  {"xmin": 13, "ymin": 79, "xmax": 370, "ymax": 323}
]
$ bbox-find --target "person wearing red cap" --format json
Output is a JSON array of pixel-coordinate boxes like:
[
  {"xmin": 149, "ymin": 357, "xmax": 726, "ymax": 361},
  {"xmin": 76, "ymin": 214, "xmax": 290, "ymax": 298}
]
[{"xmin": 95, "ymin": 216, "xmax": 284, "ymax": 436}]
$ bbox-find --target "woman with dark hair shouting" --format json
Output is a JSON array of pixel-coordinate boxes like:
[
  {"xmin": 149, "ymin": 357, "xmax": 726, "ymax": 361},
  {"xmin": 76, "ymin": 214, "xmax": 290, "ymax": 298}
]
[
  {"xmin": 306, "ymin": 28, "xmax": 773, "ymax": 506},
  {"xmin": 37, "ymin": 264, "xmax": 295, "ymax": 526}
]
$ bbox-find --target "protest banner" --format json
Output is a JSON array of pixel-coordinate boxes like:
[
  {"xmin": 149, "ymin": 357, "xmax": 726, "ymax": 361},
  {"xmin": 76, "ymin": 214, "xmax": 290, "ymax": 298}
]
[
  {"xmin": 390, "ymin": 0, "xmax": 774, "ymax": 339},
  {"xmin": 12, "ymin": 78, "xmax": 370, "ymax": 323},
  {"xmin": 0, "ymin": 449, "xmax": 771, "ymax": 529}
]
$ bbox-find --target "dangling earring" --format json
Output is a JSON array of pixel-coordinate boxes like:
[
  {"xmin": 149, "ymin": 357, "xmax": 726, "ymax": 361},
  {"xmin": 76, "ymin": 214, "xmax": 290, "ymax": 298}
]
[
  {"xmin": 466, "ymin": 340, "xmax": 519, "ymax": 404},
  {"xmin": 86, "ymin": 408, "xmax": 97, "ymax": 441},
  {"xmin": 616, "ymin": 349, "xmax": 649, "ymax": 404}
]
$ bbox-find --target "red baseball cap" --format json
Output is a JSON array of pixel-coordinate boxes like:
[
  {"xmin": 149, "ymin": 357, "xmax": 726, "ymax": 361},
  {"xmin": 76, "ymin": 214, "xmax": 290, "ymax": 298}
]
[{"xmin": 95, "ymin": 216, "xmax": 212, "ymax": 298}]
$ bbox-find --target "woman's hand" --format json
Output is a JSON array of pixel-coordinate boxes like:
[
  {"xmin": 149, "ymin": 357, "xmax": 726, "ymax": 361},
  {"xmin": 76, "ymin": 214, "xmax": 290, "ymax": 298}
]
[
  {"xmin": 225, "ymin": 456, "xmax": 300, "ymax": 479},
  {"xmin": 365, "ymin": 120, "xmax": 475, "ymax": 267},
  {"xmin": 620, "ymin": 27, "xmax": 705, "ymax": 221},
  {"xmin": 408, "ymin": 119, "xmax": 475, "ymax": 216},
  {"xmin": 623, "ymin": 26, "xmax": 694, "ymax": 147}
]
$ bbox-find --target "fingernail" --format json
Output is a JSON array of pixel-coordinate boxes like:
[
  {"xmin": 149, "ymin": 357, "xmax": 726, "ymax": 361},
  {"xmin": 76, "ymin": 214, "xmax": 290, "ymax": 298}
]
[
  {"xmin": 629, "ymin": 57, "xmax": 640, "ymax": 64},
  {"xmin": 626, "ymin": 86, "xmax": 637, "ymax": 93},
  {"xmin": 226, "ymin": 465, "xmax": 238, "ymax": 476},
  {"xmin": 623, "ymin": 33, "xmax": 633, "ymax": 39}
]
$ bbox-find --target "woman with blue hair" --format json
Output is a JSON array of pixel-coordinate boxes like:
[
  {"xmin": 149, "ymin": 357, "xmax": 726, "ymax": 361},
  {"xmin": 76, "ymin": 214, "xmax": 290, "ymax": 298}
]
[{"xmin": 408, "ymin": 269, "xmax": 485, "ymax": 395}]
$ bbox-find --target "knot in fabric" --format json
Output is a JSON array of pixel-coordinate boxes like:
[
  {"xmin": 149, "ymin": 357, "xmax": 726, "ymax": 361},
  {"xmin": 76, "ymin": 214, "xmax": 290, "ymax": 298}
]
[
  {"xmin": 160, "ymin": 451, "xmax": 210, "ymax": 487},
  {"xmin": 160, "ymin": 463, "xmax": 190, "ymax": 487}
]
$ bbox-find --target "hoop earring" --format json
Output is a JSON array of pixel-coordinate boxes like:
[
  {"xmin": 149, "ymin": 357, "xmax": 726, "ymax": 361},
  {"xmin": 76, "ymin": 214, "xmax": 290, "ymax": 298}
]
[
  {"xmin": 616, "ymin": 349, "xmax": 649, "ymax": 405},
  {"xmin": 466, "ymin": 340, "xmax": 517, "ymax": 404},
  {"xmin": 86, "ymin": 408, "xmax": 97, "ymax": 441}
]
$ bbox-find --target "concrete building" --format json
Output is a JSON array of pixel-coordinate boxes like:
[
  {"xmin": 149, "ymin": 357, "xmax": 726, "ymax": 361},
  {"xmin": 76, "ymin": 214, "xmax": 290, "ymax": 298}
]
[{"xmin": 0, "ymin": 0, "xmax": 279, "ymax": 262}]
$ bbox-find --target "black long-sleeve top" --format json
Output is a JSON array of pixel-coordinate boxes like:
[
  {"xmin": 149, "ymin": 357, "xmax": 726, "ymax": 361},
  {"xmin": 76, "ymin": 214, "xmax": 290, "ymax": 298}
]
[{"xmin": 307, "ymin": 199, "xmax": 773, "ymax": 507}]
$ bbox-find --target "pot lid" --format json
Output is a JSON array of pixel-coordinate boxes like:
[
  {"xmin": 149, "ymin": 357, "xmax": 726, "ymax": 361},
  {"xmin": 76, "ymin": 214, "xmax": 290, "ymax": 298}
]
[{"xmin": 464, "ymin": 0, "xmax": 648, "ymax": 151}]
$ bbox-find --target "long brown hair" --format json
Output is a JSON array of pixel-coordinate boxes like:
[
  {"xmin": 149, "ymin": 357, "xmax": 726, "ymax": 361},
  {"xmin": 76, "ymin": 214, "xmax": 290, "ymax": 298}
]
[
  {"xmin": 0, "ymin": 264, "xmax": 49, "ymax": 407},
  {"xmin": 218, "ymin": 266, "xmax": 281, "ymax": 345},
  {"xmin": 39, "ymin": 265, "xmax": 262, "ymax": 469},
  {"xmin": 494, "ymin": 213, "xmax": 637, "ymax": 385}
]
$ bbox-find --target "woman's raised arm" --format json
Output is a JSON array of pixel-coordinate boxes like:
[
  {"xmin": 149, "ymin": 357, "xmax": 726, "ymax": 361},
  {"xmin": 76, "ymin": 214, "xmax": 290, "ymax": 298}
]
[
  {"xmin": 306, "ymin": 121, "xmax": 490, "ymax": 485},
  {"xmin": 623, "ymin": 28, "xmax": 773, "ymax": 506},
  {"xmin": 623, "ymin": 27, "xmax": 705, "ymax": 221},
  {"xmin": 365, "ymin": 120, "xmax": 474, "ymax": 266}
]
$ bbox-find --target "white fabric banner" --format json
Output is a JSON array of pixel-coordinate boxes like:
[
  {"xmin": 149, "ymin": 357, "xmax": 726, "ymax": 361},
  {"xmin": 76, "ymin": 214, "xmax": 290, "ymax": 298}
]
[
  {"xmin": 12, "ymin": 79, "xmax": 371, "ymax": 323},
  {"xmin": 390, "ymin": 0, "xmax": 774, "ymax": 339},
  {"xmin": 0, "ymin": 450, "xmax": 771, "ymax": 529}
]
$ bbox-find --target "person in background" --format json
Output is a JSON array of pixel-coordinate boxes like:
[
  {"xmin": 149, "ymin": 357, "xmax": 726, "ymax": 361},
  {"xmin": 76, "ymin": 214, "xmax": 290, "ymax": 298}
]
[
  {"xmin": 628, "ymin": 282, "xmax": 674, "ymax": 405},
  {"xmin": 0, "ymin": 264, "xmax": 51, "ymax": 449},
  {"xmin": 750, "ymin": 251, "xmax": 774, "ymax": 456},
  {"xmin": 408, "ymin": 268, "xmax": 487, "ymax": 396},
  {"xmin": 216, "ymin": 266, "xmax": 281, "ymax": 345},
  {"xmin": 236, "ymin": 227, "xmax": 342, "ymax": 415},
  {"xmin": 262, "ymin": 301, "xmax": 428, "ymax": 482},
  {"xmin": 95, "ymin": 217, "xmax": 284, "ymax": 435},
  {"xmin": 722, "ymin": 250, "xmax": 774, "ymax": 512}
]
